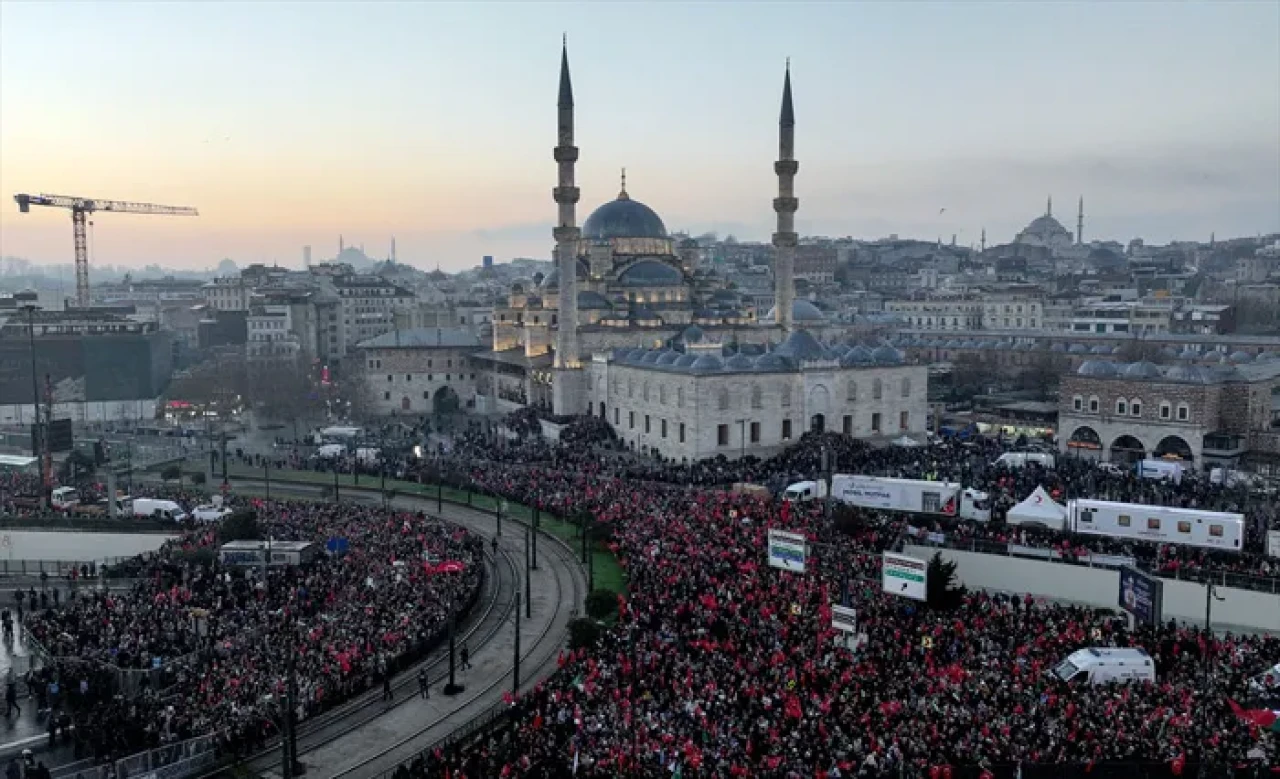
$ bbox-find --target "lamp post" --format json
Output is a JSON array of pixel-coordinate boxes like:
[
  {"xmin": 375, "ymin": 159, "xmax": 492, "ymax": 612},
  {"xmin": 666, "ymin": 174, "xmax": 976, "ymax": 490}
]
[
  {"xmin": 20, "ymin": 305, "xmax": 46, "ymax": 508},
  {"xmin": 737, "ymin": 418, "xmax": 747, "ymax": 460}
]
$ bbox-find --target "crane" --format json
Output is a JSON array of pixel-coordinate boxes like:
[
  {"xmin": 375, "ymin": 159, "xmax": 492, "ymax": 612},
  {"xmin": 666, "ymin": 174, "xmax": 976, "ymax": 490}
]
[{"xmin": 14, "ymin": 193, "xmax": 199, "ymax": 308}]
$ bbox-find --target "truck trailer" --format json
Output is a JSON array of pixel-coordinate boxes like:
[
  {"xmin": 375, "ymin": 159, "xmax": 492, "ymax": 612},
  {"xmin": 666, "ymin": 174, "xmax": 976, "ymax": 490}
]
[
  {"xmin": 785, "ymin": 475, "xmax": 990, "ymax": 521},
  {"xmin": 1067, "ymin": 499, "xmax": 1243, "ymax": 552}
]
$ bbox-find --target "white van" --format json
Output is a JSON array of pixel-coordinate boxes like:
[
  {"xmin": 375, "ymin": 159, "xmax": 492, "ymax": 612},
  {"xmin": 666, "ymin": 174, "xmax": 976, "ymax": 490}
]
[
  {"xmin": 1052, "ymin": 648, "xmax": 1155, "ymax": 685},
  {"xmin": 192, "ymin": 504, "xmax": 232, "ymax": 522},
  {"xmin": 133, "ymin": 498, "xmax": 189, "ymax": 522},
  {"xmin": 782, "ymin": 480, "xmax": 826, "ymax": 502},
  {"xmin": 994, "ymin": 452, "xmax": 1056, "ymax": 469}
]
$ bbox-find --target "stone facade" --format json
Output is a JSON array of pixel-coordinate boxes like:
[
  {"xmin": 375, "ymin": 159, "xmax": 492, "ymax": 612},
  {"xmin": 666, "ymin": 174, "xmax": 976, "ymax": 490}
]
[{"xmin": 356, "ymin": 328, "xmax": 482, "ymax": 416}]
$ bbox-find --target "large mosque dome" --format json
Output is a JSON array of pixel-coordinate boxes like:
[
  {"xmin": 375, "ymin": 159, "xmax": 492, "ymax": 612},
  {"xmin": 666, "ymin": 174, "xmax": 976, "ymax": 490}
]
[
  {"xmin": 582, "ymin": 192, "xmax": 668, "ymax": 240},
  {"xmin": 1014, "ymin": 198, "xmax": 1076, "ymax": 249}
]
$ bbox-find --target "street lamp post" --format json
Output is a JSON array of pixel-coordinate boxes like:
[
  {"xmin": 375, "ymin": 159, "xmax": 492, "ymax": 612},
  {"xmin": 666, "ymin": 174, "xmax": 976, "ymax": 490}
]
[
  {"xmin": 20, "ymin": 305, "xmax": 46, "ymax": 508},
  {"xmin": 738, "ymin": 419, "xmax": 747, "ymax": 460}
]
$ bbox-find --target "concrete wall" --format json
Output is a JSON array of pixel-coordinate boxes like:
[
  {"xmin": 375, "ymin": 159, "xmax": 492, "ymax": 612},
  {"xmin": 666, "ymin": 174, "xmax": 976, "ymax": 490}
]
[{"xmin": 905, "ymin": 543, "xmax": 1280, "ymax": 633}]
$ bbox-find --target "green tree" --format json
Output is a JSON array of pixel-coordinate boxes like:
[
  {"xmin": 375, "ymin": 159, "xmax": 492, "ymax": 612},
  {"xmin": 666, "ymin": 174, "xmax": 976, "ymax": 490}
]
[
  {"xmin": 585, "ymin": 589, "xmax": 618, "ymax": 620},
  {"xmin": 218, "ymin": 510, "xmax": 262, "ymax": 544},
  {"xmin": 926, "ymin": 551, "xmax": 966, "ymax": 611},
  {"xmin": 160, "ymin": 464, "xmax": 181, "ymax": 483},
  {"xmin": 567, "ymin": 617, "xmax": 602, "ymax": 650}
]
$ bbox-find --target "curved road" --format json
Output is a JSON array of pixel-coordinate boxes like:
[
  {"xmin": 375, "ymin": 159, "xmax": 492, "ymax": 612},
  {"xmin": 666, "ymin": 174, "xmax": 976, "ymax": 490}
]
[{"xmin": 210, "ymin": 478, "xmax": 586, "ymax": 779}]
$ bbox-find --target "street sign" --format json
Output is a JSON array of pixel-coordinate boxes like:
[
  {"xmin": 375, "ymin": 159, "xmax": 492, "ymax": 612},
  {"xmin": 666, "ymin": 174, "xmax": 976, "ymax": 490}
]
[
  {"xmin": 882, "ymin": 553, "xmax": 928, "ymax": 601},
  {"xmin": 767, "ymin": 529, "xmax": 807, "ymax": 573},
  {"xmin": 831, "ymin": 604, "xmax": 857, "ymax": 633},
  {"xmin": 500, "ymin": 500, "xmax": 509, "ymax": 513}
]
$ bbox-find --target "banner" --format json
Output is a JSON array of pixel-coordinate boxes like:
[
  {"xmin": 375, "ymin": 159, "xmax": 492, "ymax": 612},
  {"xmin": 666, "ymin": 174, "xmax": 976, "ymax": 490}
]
[
  {"xmin": 833, "ymin": 476, "xmax": 901, "ymax": 510},
  {"xmin": 831, "ymin": 604, "xmax": 857, "ymax": 633},
  {"xmin": 1269, "ymin": 531, "xmax": 1280, "ymax": 560},
  {"xmin": 1119, "ymin": 566, "xmax": 1164, "ymax": 627},
  {"xmin": 882, "ymin": 553, "xmax": 928, "ymax": 601},
  {"xmin": 1085, "ymin": 553, "xmax": 1136, "ymax": 569},
  {"xmin": 767, "ymin": 529, "xmax": 807, "ymax": 574}
]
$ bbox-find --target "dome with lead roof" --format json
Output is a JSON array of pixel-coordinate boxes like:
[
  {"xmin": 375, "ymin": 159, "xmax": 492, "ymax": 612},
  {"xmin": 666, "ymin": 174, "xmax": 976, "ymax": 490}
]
[
  {"xmin": 725, "ymin": 353, "xmax": 755, "ymax": 370},
  {"xmin": 871, "ymin": 346, "xmax": 904, "ymax": 365},
  {"xmin": 582, "ymin": 193, "xmax": 668, "ymax": 240},
  {"xmin": 755, "ymin": 353, "xmax": 789, "ymax": 372},
  {"xmin": 1123, "ymin": 361, "xmax": 1162, "ymax": 379},
  {"xmin": 691, "ymin": 354, "xmax": 724, "ymax": 371},
  {"xmin": 1078, "ymin": 360, "xmax": 1117, "ymax": 378}
]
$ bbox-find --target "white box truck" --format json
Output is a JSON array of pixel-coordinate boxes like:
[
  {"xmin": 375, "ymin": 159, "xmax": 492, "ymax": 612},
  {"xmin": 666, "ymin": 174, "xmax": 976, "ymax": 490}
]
[
  {"xmin": 132, "ymin": 498, "xmax": 189, "ymax": 522},
  {"xmin": 993, "ymin": 452, "xmax": 1056, "ymax": 469},
  {"xmin": 1052, "ymin": 648, "xmax": 1155, "ymax": 685},
  {"xmin": 1068, "ymin": 499, "xmax": 1243, "ymax": 552},
  {"xmin": 785, "ymin": 475, "xmax": 990, "ymax": 521}
]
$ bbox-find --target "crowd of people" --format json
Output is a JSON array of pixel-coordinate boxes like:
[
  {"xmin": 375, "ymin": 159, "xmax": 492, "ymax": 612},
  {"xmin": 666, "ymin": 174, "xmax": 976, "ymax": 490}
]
[
  {"xmin": 17, "ymin": 493, "xmax": 483, "ymax": 767},
  {"xmin": 387, "ymin": 446, "xmax": 1279, "ymax": 778}
]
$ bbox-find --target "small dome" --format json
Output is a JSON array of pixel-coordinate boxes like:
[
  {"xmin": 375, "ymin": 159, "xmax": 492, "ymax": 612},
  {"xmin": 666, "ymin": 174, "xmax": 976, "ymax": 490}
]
[
  {"xmin": 1179, "ymin": 348, "xmax": 1198, "ymax": 361},
  {"xmin": 1123, "ymin": 361, "xmax": 1162, "ymax": 379},
  {"xmin": 618, "ymin": 260, "xmax": 683, "ymax": 287},
  {"xmin": 1230, "ymin": 351, "xmax": 1254, "ymax": 363},
  {"xmin": 774, "ymin": 330, "xmax": 828, "ymax": 361},
  {"xmin": 1166, "ymin": 364, "xmax": 1209, "ymax": 384},
  {"xmin": 961, "ymin": 340, "xmax": 979, "ymax": 349},
  {"xmin": 675, "ymin": 354, "xmax": 699, "ymax": 367},
  {"xmin": 766, "ymin": 299, "xmax": 826, "ymax": 323},
  {"xmin": 1211, "ymin": 365, "xmax": 1243, "ymax": 382},
  {"xmin": 1090, "ymin": 345, "xmax": 1111, "ymax": 355},
  {"xmin": 945, "ymin": 339, "xmax": 963, "ymax": 349},
  {"xmin": 657, "ymin": 351, "xmax": 681, "ymax": 365},
  {"xmin": 845, "ymin": 345, "xmax": 874, "ymax": 364},
  {"xmin": 1076, "ymin": 360, "xmax": 1115, "ymax": 377},
  {"xmin": 541, "ymin": 260, "xmax": 589, "ymax": 289},
  {"xmin": 725, "ymin": 353, "xmax": 755, "ymax": 370},
  {"xmin": 1202, "ymin": 351, "xmax": 1225, "ymax": 364},
  {"xmin": 1050, "ymin": 343, "xmax": 1067, "ymax": 353},
  {"xmin": 582, "ymin": 196, "xmax": 668, "ymax": 240},
  {"xmin": 755, "ymin": 353, "xmax": 789, "ymax": 371},
  {"xmin": 1160, "ymin": 346, "xmax": 1180, "ymax": 359},
  {"xmin": 1068, "ymin": 343, "xmax": 1089, "ymax": 355},
  {"xmin": 625, "ymin": 348, "xmax": 646, "ymax": 362},
  {"xmin": 680, "ymin": 324, "xmax": 705, "ymax": 344},
  {"xmin": 1258, "ymin": 351, "xmax": 1280, "ymax": 362},
  {"xmin": 641, "ymin": 350, "xmax": 663, "ymax": 364},
  {"xmin": 577, "ymin": 290, "xmax": 612, "ymax": 310},
  {"xmin": 1111, "ymin": 345, "xmax": 1126, "ymax": 355},
  {"xmin": 691, "ymin": 354, "xmax": 724, "ymax": 371},
  {"xmin": 871, "ymin": 346, "xmax": 904, "ymax": 365}
]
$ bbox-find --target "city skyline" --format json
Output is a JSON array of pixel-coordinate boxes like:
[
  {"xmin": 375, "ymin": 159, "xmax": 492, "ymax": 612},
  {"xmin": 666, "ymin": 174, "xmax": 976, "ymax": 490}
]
[{"xmin": 1, "ymin": 1, "xmax": 1277, "ymax": 271}]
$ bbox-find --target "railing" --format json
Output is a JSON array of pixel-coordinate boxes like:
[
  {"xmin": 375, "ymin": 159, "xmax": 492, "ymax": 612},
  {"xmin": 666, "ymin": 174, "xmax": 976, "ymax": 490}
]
[
  {"xmin": 0, "ymin": 557, "xmax": 132, "ymax": 576},
  {"xmin": 112, "ymin": 732, "xmax": 223, "ymax": 779}
]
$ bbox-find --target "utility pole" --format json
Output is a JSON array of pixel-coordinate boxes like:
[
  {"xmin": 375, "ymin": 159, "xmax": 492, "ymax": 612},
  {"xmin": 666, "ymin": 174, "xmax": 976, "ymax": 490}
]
[
  {"xmin": 264, "ymin": 461, "xmax": 271, "ymax": 500},
  {"xmin": 513, "ymin": 589, "xmax": 522, "ymax": 693},
  {"xmin": 580, "ymin": 515, "xmax": 588, "ymax": 564},
  {"xmin": 1205, "ymin": 581, "xmax": 1225, "ymax": 634},
  {"xmin": 531, "ymin": 508, "xmax": 539, "ymax": 571},
  {"xmin": 332, "ymin": 465, "xmax": 340, "ymax": 502},
  {"xmin": 443, "ymin": 615, "xmax": 463, "ymax": 695},
  {"xmin": 220, "ymin": 431, "xmax": 229, "ymax": 488},
  {"xmin": 525, "ymin": 524, "xmax": 533, "ymax": 619},
  {"xmin": 281, "ymin": 649, "xmax": 294, "ymax": 779}
]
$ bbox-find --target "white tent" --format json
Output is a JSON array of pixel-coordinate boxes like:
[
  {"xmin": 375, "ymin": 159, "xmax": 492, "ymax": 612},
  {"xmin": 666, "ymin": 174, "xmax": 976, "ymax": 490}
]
[
  {"xmin": 891, "ymin": 435, "xmax": 922, "ymax": 448},
  {"xmin": 1006, "ymin": 486, "xmax": 1067, "ymax": 530}
]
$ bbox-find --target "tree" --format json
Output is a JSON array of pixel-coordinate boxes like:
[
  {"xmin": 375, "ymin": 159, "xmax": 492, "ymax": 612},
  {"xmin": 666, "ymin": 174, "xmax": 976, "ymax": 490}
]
[
  {"xmin": 585, "ymin": 589, "xmax": 618, "ymax": 620},
  {"xmin": 247, "ymin": 359, "xmax": 324, "ymax": 422},
  {"xmin": 568, "ymin": 617, "xmax": 603, "ymax": 650},
  {"xmin": 218, "ymin": 510, "xmax": 262, "ymax": 544},
  {"xmin": 160, "ymin": 464, "xmax": 181, "ymax": 483},
  {"xmin": 926, "ymin": 551, "xmax": 966, "ymax": 611},
  {"xmin": 1018, "ymin": 350, "xmax": 1069, "ymax": 397}
]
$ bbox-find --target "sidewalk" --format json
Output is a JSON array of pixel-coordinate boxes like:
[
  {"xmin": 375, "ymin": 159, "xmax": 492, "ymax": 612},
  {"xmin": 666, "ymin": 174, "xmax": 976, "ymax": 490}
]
[{"xmin": 0, "ymin": 623, "xmax": 77, "ymax": 764}]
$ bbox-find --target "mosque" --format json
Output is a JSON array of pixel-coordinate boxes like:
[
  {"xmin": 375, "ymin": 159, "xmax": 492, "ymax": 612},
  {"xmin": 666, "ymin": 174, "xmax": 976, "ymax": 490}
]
[
  {"xmin": 472, "ymin": 43, "xmax": 929, "ymax": 455},
  {"xmin": 1013, "ymin": 196, "xmax": 1085, "ymax": 255}
]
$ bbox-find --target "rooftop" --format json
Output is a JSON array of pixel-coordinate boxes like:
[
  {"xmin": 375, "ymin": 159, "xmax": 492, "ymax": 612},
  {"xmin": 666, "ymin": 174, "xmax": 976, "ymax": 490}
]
[{"xmin": 356, "ymin": 327, "xmax": 481, "ymax": 349}]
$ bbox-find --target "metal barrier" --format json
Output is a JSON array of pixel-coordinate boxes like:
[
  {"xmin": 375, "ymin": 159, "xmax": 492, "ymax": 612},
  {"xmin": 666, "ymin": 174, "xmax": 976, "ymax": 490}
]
[
  {"xmin": 0, "ymin": 558, "xmax": 130, "ymax": 576},
  {"xmin": 113, "ymin": 732, "xmax": 221, "ymax": 779}
]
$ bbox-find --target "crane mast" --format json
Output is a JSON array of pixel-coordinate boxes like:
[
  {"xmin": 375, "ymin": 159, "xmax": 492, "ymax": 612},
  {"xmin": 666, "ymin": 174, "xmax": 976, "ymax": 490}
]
[{"xmin": 13, "ymin": 193, "xmax": 199, "ymax": 307}]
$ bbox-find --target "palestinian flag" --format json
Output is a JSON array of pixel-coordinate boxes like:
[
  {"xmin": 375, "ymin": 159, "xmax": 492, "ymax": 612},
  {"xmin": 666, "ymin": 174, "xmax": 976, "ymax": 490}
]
[{"xmin": 1228, "ymin": 699, "xmax": 1280, "ymax": 731}]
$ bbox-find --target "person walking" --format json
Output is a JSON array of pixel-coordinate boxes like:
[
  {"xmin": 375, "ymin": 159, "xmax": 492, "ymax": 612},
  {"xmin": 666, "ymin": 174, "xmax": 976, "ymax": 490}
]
[
  {"xmin": 460, "ymin": 643, "xmax": 471, "ymax": 671},
  {"xmin": 381, "ymin": 668, "xmax": 393, "ymax": 702},
  {"xmin": 4, "ymin": 670, "xmax": 18, "ymax": 718},
  {"xmin": 417, "ymin": 668, "xmax": 429, "ymax": 700}
]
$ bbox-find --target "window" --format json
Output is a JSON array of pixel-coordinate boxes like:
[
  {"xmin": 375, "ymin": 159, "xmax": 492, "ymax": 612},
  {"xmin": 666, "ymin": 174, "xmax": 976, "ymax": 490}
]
[
  {"xmin": 718, "ymin": 388, "xmax": 730, "ymax": 411},
  {"xmin": 1177, "ymin": 404, "xmax": 1189, "ymax": 421},
  {"xmin": 901, "ymin": 378, "xmax": 911, "ymax": 398},
  {"xmin": 614, "ymin": 408, "xmax": 620, "ymax": 425},
  {"xmin": 1116, "ymin": 399, "xmax": 1127, "ymax": 415},
  {"xmin": 645, "ymin": 415, "xmax": 651, "ymax": 434},
  {"xmin": 751, "ymin": 384, "xmax": 763, "ymax": 409},
  {"xmin": 677, "ymin": 387, "xmax": 684, "ymax": 407},
  {"xmin": 1073, "ymin": 396, "xmax": 1083, "ymax": 412},
  {"xmin": 781, "ymin": 386, "xmax": 792, "ymax": 407},
  {"xmin": 846, "ymin": 380, "xmax": 857, "ymax": 402},
  {"xmin": 1147, "ymin": 518, "xmax": 1161, "ymax": 530},
  {"xmin": 643, "ymin": 383, "xmax": 650, "ymax": 402},
  {"xmin": 446, "ymin": 374, "xmax": 451, "ymax": 382},
  {"xmin": 661, "ymin": 419, "xmax": 667, "ymax": 438},
  {"xmin": 383, "ymin": 391, "xmax": 390, "ymax": 400},
  {"xmin": 679, "ymin": 423, "xmax": 685, "ymax": 443},
  {"xmin": 629, "ymin": 411, "xmax": 635, "ymax": 429},
  {"xmin": 1118, "ymin": 515, "xmax": 1131, "ymax": 527},
  {"xmin": 1088, "ymin": 397, "xmax": 1099, "ymax": 413},
  {"xmin": 628, "ymin": 380, "xmax": 634, "ymax": 398},
  {"xmin": 405, "ymin": 375, "xmax": 411, "ymax": 381},
  {"xmin": 428, "ymin": 374, "xmax": 434, "ymax": 381},
  {"xmin": 1131, "ymin": 400, "xmax": 1142, "ymax": 417},
  {"xmin": 782, "ymin": 419, "xmax": 793, "ymax": 439},
  {"xmin": 387, "ymin": 374, "xmax": 393, "ymax": 383},
  {"xmin": 1160, "ymin": 402, "xmax": 1171, "ymax": 420},
  {"xmin": 750, "ymin": 422, "xmax": 760, "ymax": 443},
  {"xmin": 873, "ymin": 379, "xmax": 882, "ymax": 400},
  {"xmin": 717, "ymin": 424, "xmax": 729, "ymax": 446},
  {"xmin": 870, "ymin": 413, "xmax": 881, "ymax": 433},
  {"xmin": 1209, "ymin": 524, "xmax": 1223, "ymax": 538},
  {"xmin": 900, "ymin": 411, "xmax": 909, "ymax": 430},
  {"xmin": 843, "ymin": 415, "xmax": 852, "ymax": 435},
  {"xmin": 660, "ymin": 385, "xmax": 667, "ymax": 404},
  {"xmin": 1177, "ymin": 521, "xmax": 1192, "ymax": 534}
]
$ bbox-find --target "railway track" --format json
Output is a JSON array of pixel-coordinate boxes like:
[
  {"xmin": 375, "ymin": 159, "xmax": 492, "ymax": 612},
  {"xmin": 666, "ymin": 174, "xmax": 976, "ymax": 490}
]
[{"xmin": 193, "ymin": 480, "xmax": 584, "ymax": 779}]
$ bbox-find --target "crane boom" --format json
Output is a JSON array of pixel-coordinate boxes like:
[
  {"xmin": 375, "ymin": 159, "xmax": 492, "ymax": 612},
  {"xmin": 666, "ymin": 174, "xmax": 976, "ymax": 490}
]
[{"xmin": 13, "ymin": 192, "xmax": 199, "ymax": 307}]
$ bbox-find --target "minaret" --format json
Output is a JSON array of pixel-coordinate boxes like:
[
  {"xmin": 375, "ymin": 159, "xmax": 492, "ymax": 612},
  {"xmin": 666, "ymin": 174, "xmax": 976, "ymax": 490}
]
[
  {"xmin": 980, "ymin": 228, "xmax": 987, "ymax": 252},
  {"xmin": 552, "ymin": 37, "xmax": 583, "ymax": 395},
  {"xmin": 391, "ymin": 236, "xmax": 397, "ymax": 262},
  {"xmin": 772, "ymin": 59, "xmax": 799, "ymax": 336},
  {"xmin": 1046, "ymin": 196, "xmax": 1053, "ymax": 217},
  {"xmin": 339, "ymin": 235, "xmax": 345, "ymax": 254},
  {"xmin": 1076, "ymin": 197, "xmax": 1084, "ymax": 245}
]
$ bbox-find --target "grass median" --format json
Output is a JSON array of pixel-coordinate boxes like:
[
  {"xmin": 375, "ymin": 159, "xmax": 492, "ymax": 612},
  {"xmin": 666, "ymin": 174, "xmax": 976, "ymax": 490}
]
[{"xmin": 177, "ymin": 463, "xmax": 627, "ymax": 596}]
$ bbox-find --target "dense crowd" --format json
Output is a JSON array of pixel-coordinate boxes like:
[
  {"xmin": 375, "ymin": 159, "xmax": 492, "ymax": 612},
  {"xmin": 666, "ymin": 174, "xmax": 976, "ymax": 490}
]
[
  {"xmin": 393, "ymin": 453, "xmax": 1278, "ymax": 778},
  {"xmin": 19, "ymin": 494, "xmax": 482, "ymax": 765}
]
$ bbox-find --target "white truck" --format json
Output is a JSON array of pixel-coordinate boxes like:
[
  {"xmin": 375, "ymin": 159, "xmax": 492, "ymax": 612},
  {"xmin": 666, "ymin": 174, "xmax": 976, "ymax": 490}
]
[
  {"xmin": 785, "ymin": 475, "xmax": 991, "ymax": 521},
  {"xmin": 1137, "ymin": 458, "xmax": 1185, "ymax": 484},
  {"xmin": 1067, "ymin": 498, "xmax": 1243, "ymax": 552},
  {"xmin": 993, "ymin": 452, "xmax": 1056, "ymax": 469},
  {"xmin": 1053, "ymin": 648, "xmax": 1155, "ymax": 685},
  {"xmin": 132, "ymin": 498, "xmax": 189, "ymax": 522}
]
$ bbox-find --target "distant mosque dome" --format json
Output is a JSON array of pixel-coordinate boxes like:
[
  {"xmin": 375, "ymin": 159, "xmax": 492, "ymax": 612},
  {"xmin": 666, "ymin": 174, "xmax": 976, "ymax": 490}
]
[
  {"xmin": 1014, "ymin": 198, "xmax": 1075, "ymax": 249},
  {"xmin": 582, "ymin": 188, "xmax": 668, "ymax": 240},
  {"xmin": 765, "ymin": 299, "xmax": 825, "ymax": 324}
]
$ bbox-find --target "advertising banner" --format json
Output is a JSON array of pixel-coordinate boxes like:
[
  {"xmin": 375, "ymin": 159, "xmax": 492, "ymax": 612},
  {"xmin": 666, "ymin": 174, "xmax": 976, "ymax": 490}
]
[
  {"xmin": 833, "ymin": 477, "xmax": 900, "ymax": 510},
  {"xmin": 767, "ymin": 529, "xmax": 807, "ymax": 573},
  {"xmin": 1118, "ymin": 565, "xmax": 1164, "ymax": 627},
  {"xmin": 831, "ymin": 604, "xmax": 857, "ymax": 633},
  {"xmin": 882, "ymin": 553, "xmax": 928, "ymax": 601}
]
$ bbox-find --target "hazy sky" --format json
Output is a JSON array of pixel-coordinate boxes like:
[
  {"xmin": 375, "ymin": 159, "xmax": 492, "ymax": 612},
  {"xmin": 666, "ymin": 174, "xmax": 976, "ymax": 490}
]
[{"xmin": 1, "ymin": 1, "xmax": 1277, "ymax": 272}]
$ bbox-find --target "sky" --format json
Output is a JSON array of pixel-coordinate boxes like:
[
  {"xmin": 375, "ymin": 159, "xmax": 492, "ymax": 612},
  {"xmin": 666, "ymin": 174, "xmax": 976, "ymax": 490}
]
[{"xmin": 1, "ymin": 1, "xmax": 1277, "ymax": 272}]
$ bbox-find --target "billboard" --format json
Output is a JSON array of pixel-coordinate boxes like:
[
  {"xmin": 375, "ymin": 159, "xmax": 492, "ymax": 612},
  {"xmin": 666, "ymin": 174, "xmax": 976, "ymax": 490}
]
[
  {"xmin": 882, "ymin": 553, "xmax": 928, "ymax": 601},
  {"xmin": 767, "ymin": 529, "xmax": 807, "ymax": 573},
  {"xmin": 830, "ymin": 604, "xmax": 857, "ymax": 633},
  {"xmin": 833, "ymin": 476, "xmax": 901, "ymax": 510},
  {"xmin": 1118, "ymin": 566, "xmax": 1164, "ymax": 627}
]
